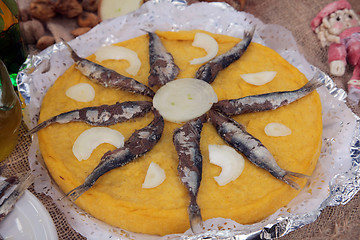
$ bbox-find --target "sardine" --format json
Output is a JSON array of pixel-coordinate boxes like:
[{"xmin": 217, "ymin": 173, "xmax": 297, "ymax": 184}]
[
  {"xmin": 27, "ymin": 101, "xmax": 153, "ymax": 135},
  {"xmin": 195, "ymin": 27, "xmax": 255, "ymax": 84},
  {"xmin": 208, "ymin": 109, "xmax": 308, "ymax": 190},
  {"xmin": 65, "ymin": 108, "xmax": 164, "ymax": 201},
  {"xmin": 63, "ymin": 41, "xmax": 155, "ymax": 98},
  {"xmin": 0, "ymin": 173, "xmax": 34, "ymax": 222},
  {"xmin": 173, "ymin": 114, "xmax": 207, "ymax": 233},
  {"xmin": 213, "ymin": 73, "xmax": 324, "ymax": 116},
  {"xmin": 147, "ymin": 32, "xmax": 180, "ymax": 87},
  {"xmin": 0, "ymin": 176, "xmax": 18, "ymax": 199}
]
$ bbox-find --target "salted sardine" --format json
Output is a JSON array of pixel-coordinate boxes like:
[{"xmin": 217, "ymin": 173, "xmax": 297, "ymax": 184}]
[
  {"xmin": 213, "ymin": 73, "xmax": 324, "ymax": 116},
  {"xmin": 0, "ymin": 173, "xmax": 34, "ymax": 222},
  {"xmin": 63, "ymin": 41, "xmax": 155, "ymax": 98},
  {"xmin": 195, "ymin": 27, "xmax": 255, "ymax": 84},
  {"xmin": 27, "ymin": 101, "xmax": 153, "ymax": 135},
  {"xmin": 147, "ymin": 32, "xmax": 180, "ymax": 87},
  {"xmin": 66, "ymin": 109, "xmax": 164, "ymax": 201},
  {"xmin": 173, "ymin": 114, "xmax": 207, "ymax": 233},
  {"xmin": 208, "ymin": 109, "xmax": 308, "ymax": 190},
  {"xmin": 0, "ymin": 176, "xmax": 18, "ymax": 199}
]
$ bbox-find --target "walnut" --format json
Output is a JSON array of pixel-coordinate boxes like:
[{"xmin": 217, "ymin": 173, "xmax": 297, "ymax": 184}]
[
  {"xmin": 30, "ymin": 0, "xmax": 56, "ymax": 21},
  {"xmin": 71, "ymin": 27, "xmax": 91, "ymax": 37},
  {"xmin": 77, "ymin": 12, "xmax": 99, "ymax": 28},
  {"xmin": 20, "ymin": 20, "xmax": 46, "ymax": 44},
  {"xmin": 55, "ymin": 0, "xmax": 83, "ymax": 18},
  {"xmin": 36, "ymin": 36, "xmax": 56, "ymax": 50},
  {"xmin": 19, "ymin": 7, "xmax": 31, "ymax": 21},
  {"xmin": 82, "ymin": 0, "xmax": 99, "ymax": 12}
]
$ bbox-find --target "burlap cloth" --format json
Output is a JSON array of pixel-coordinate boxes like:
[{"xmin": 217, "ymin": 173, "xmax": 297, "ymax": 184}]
[{"xmin": 3, "ymin": 0, "xmax": 360, "ymax": 239}]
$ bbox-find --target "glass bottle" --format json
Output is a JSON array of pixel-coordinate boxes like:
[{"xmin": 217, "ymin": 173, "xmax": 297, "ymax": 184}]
[
  {"xmin": 0, "ymin": 59, "xmax": 21, "ymax": 161},
  {"xmin": 0, "ymin": 0, "xmax": 27, "ymax": 87}
]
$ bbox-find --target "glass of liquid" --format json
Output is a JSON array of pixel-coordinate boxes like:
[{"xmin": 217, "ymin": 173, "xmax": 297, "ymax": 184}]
[{"xmin": 0, "ymin": 59, "xmax": 22, "ymax": 161}]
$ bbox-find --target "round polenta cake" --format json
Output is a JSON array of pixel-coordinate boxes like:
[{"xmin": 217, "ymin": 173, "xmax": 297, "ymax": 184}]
[{"xmin": 37, "ymin": 30, "xmax": 322, "ymax": 236}]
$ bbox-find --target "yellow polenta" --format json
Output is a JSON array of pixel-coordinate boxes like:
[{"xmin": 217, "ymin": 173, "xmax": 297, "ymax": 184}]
[{"xmin": 37, "ymin": 30, "xmax": 322, "ymax": 236}]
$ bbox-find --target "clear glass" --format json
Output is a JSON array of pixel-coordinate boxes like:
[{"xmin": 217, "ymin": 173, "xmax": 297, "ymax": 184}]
[{"xmin": 0, "ymin": 59, "xmax": 21, "ymax": 161}]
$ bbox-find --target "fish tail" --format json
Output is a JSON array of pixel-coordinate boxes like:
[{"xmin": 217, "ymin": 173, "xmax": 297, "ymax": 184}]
[
  {"xmin": 282, "ymin": 171, "xmax": 310, "ymax": 190},
  {"xmin": 26, "ymin": 120, "xmax": 53, "ymax": 135},
  {"xmin": 61, "ymin": 38, "xmax": 82, "ymax": 62},
  {"xmin": 244, "ymin": 25, "xmax": 256, "ymax": 39},
  {"xmin": 188, "ymin": 198, "xmax": 203, "ymax": 234},
  {"xmin": 0, "ymin": 173, "xmax": 34, "ymax": 219},
  {"xmin": 303, "ymin": 71, "xmax": 324, "ymax": 91},
  {"xmin": 63, "ymin": 184, "xmax": 90, "ymax": 202},
  {"xmin": 140, "ymin": 28, "xmax": 150, "ymax": 34},
  {"xmin": 0, "ymin": 176, "xmax": 18, "ymax": 199}
]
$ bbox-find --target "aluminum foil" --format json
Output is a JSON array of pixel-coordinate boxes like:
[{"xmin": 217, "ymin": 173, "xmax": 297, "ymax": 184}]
[{"xmin": 17, "ymin": 0, "xmax": 360, "ymax": 239}]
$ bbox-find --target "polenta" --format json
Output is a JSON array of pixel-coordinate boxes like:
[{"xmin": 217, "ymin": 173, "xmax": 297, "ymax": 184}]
[{"xmin": 37, "ymin": 30, "xmax": 322, "ymax": 236}]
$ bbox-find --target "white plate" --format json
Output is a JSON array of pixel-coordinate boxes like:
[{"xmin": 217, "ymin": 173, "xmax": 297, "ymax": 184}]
[{"xmin": 0, "ymin": 190, "xmax": 58, "ymax": 240}]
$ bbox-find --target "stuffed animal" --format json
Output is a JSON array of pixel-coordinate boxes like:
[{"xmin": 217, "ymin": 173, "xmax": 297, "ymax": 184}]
[{"xmin": 311, "ymin": 0, "xmax": 360, "ymax": 102}]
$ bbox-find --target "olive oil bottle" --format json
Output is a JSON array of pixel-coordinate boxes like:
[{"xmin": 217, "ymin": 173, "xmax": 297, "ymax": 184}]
[{"xmin": 0, "ymin": 59, "xmax": 21, "ymax": 161}]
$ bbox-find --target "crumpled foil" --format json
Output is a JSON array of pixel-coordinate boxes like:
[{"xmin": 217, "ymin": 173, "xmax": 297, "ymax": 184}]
[{"xmin": 17, "ymin": 0, "xmax": 360, "ymax": 239}]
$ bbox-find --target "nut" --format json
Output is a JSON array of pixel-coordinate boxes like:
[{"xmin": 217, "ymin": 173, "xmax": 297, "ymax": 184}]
[
  {"xmin": 55, "ymin": 0, "xmax": 83, "ymax": 18},
  {"xmin": 30, "ymin": 0, "xmax": 56, "ymax": 21},
  {"xmin": 71, "ymin": 27, "xmax": 91, "ymax": 37},
  {"xmin": 36, "ymin": 35, "xmax": 56, "ymax": 50},
  {"xmin": 20, "ymin": 20, "xmax": 46, "ymax": 44},
  {"xmin": 82, "ymin": 0, "xmax": 99, "ymax": 12},
  {"xmin": 19, "ymin": 7, "xmax": 31, "ymax": 21},
  {"xmin": 77, "ymin": 12, "xmax": 99, "ymax": 28}
]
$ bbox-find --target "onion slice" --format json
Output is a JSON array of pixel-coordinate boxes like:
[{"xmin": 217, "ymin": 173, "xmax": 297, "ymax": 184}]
[
  {"xmin": 153, "ymin": 78, "xmax": 218, "ymax": 123},
  {"xmin": 209, "ymin": 144, "xmax": 245, "ymax": 186},
  {"xmin": 95, "ymin": 45, "xmax": 141, "ymax": 76},
  {"xmin": 99, "ymin": 0, "xmax": 143, "ymax": 20},
  {"xmin": 66, "ymin": 83, "xmax": 95, "ymax": 102},
  {"xmin": 240, "ymin": 71, "xmax": 277, "ymax": 86},
  {"xmin": 72, "ymin": 127, "xmax": 124, "ymax": 161},
  {"xmin": 142, "ymin": 162, "xmax": 166, "ymax": 189},
  {"xmin": 190, "ymin": 32, "xmax": 219, "ymax": 65},
  {"xmin": 264, "ymin": 122, "xmax": 292, "ymax": 136}
]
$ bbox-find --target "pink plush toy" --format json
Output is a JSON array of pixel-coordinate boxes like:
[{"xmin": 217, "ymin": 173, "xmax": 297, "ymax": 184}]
[{"xmin": 311, "ymin": 0, "xmax": 360, "ymax": 102}]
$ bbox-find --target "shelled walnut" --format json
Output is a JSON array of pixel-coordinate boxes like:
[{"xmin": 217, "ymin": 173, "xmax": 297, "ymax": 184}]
[
  {"xmin": 20, "ymin": 19, "xmax": 45, "ymax": 44},
  {"xmin": 55, "ymin": 0, "xmax": 83, "ymax": 18},
  {"xmin": 29, "ymin": 0, "xmax": 56, "ymax": 21},
  {"xmin": 82, "ymin": 0, "xmax": 99, "ymax": 12}
]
